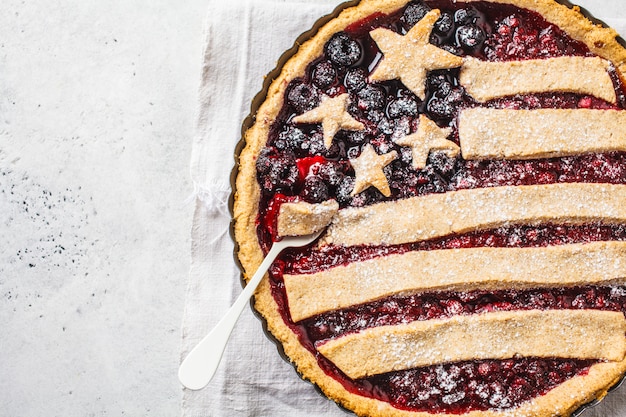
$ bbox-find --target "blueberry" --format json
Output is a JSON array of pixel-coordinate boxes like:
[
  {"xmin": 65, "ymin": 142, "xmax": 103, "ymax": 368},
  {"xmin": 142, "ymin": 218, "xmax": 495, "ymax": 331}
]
[
  {"xmin": 446, "ymin": 87, "xmax": 465, "ymax": 104},
  {"xmin": 344, "ymin": 67, "xmax": 367, "ymax": 92},
  {"xmin": 346, "ymin": 146, "xmax": 361, "ymax": 159},
  {"xmin": 302, "ymin": 176, "xmax": 329, "ymax": 203},
  {"xmin": 275, "ymin": 126, "xmax": 307, "ymax": 152},
  {"xmin": 357, "ymin": 85, "xmax": 386, "ymax": 110},
  {"xmin": 312, "ymin": 60, "xmax": 337, "ymax": 88},
  {"xmin": 401, "ymin": 1, "xmax": 432, "ymax": 30},
  {"xmin": 387, "ymin": 95, "xmax": 418, "ymax": 118},
  {"xmin": 427, "ymin": 97, "xmax": 455, "ymax": 119},
  {"xmin": 434, "ymin": 11, "xmax": 454, "ymax": 34},
  {"xmin": 454, "ymin": 8, "xmax": 477, "ymax": 25},
  {"xmin": 456, "ymin": 24, "xmax": 485, "ymax": 49},
  {"xmin": 428, "ymin": 73, "xmax": 449, "ymax": 89},
  {"xmin": 325, "ymin": 32, "xmax": 361, "ymax": 67},
  {"xmin": 287, "ymin": 81, "xmax": 319, "ymax": 112}
]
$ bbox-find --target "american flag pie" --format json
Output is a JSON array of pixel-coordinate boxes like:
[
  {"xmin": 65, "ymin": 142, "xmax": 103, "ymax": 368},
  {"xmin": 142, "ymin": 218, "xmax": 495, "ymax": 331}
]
[{"xmin": 233, "ymin": 0, "xmax": 626, "ymax": 416}]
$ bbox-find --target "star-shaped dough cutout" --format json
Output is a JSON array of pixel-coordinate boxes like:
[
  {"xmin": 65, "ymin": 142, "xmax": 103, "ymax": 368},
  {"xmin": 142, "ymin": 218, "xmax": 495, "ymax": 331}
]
[
  {"xmin": 395, "ymin": 114, "xmax": 459, "ymax": 170},
  {"xmin": 369, "ymin": 9, "xmax": 464, "ymax": 100},
  {"xmin": 292, "ymin": 93, "xmax": 365, "ymax": 149},
  {"xmin": 350, "ymin": 144, "xmax": 398, "ymax": 197}
]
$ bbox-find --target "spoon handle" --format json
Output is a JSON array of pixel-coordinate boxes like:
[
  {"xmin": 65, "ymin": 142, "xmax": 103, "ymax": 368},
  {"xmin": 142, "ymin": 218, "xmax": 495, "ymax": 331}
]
[{"xmin": 178, "ymin": 243, "xmax": 281, "ymax": 390}]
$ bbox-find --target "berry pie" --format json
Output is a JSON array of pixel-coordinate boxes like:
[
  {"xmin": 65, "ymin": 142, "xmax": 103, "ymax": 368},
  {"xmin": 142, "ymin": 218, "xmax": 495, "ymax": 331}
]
[{"xmin": 233, "ymin": 0, "xmax": 626, "ymax": 416}]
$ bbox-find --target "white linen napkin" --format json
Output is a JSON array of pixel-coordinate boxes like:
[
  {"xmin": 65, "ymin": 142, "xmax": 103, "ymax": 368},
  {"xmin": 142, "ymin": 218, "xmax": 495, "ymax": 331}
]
[
  {"xmin": 182, "ymin": 0, "xmax": 626, "ymax": 416},
  {"xmin": 183, "ymin": 1, "xmax": 348, "ymax": 416}
]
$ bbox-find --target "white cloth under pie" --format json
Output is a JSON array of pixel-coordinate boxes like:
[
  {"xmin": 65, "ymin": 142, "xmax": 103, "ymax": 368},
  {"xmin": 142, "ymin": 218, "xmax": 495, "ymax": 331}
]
[{"xmin": 182, "ymin": 0, "xmax": 626, "ymax": 416}]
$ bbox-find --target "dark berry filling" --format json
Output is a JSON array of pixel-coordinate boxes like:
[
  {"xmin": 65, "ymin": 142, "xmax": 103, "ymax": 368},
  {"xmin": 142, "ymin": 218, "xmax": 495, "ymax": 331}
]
[
  {"xmin": 365, "ymin": 358, "xmax": 596, "ymax": 413},
  {"xmin": 251, "ymin": 0, "xmax": 626, "ymax": 413},
  {"xmin": 302, "ymin": 286, "xmax": 626, "ymax": 343},
  {"xmin": 281, "ymin": 224, "xmax": 626, "ymax": 275}
]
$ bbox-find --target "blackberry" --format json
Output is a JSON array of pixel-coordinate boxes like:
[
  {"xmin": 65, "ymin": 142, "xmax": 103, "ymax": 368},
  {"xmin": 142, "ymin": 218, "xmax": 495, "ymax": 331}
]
[
  {"xmin": 258, "ymin": 154, "xmax": 300, "ymax": 194},
  {"xmin": 317, "ymin": 161, "xmax": 346, "ymax": 186},
  {"xmin": 357, "ymin": 85, "xmax": 386, "ymax": 110},
  {"xmin": 275, "ymin": 126, "xmax": 307, "ymax": 152},
  {"xmin": 366, "ymin": 109, "xmax": 385, "ymax": 123},
  {"xmin": 325, "ymin": 32, "xmax": 362, "ymax": 67},
  {"xmin": 428, "ymin": 151, "xmax": 459, "ymax": 179},
  {"xmin": 336, "ymin": 176, "xmax": 355, "ymax": 204},
  {"xmin": 312, "ymin": 60, "xmax": 337, "ymax": 89},
  {"xmin": 446, "ymin": 87, "xmax": 465, "ymax": 105},
  {"xmin": 307, "ymin": 131, "xmax": 327, "ymax": 156},
  {"xmin": 256, "ymin": 147, "xmax": 274, "ymax": 175},
  {"xmin": 387, "ymin": 94, "xmax": 419, "ymax": 118},
  {"xmin": 302, "ymin": 175, "xmax": 329, "ymax": 203},
  {"xmin": 377, "ymin": 117, "xmax": 395, "ymax": 135},
  {"xmin": 287, "ymin": 81, "xmax": 319, "ymax": 113}
]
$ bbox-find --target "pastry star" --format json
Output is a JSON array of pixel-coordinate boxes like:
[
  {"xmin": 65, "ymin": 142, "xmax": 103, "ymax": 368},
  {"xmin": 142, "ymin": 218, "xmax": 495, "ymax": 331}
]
[
  {"xmin": 350, "ymin": 144, "xmax": 398, "ymax": 197},
  {"xmin": 292, "ymin": 93, "xmax": 365, "ymax": 149},
  {"xmin": 369, "ymin": 9, "xmax": 464, "ymax": 100},
  {"xmin": 395, "ymin": 114, "xmax": 459, "ymax": 170}
]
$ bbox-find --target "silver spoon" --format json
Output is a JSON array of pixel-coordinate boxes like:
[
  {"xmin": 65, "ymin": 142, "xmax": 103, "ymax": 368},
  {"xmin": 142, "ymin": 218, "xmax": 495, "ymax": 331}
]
[{"xmin": 178, "ymin": 229, "xmax": 325, "ymax": 390}]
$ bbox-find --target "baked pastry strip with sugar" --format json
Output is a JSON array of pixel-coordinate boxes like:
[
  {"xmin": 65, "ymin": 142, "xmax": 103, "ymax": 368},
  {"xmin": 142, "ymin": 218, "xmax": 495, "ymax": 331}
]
[
  {"xmin": 277, "ymin": 200, "xmax": 339, "ymax": 237},
  {"xmin": 459, "ymin": 108, "xmax": 626, "ymax": 160},
  {"xmin": 460, "ymin": 56, "xmax": 616, "ymax": 103},
  {"xmin": 317, "ymin": 310, "xmax": 626, "ymax": 379},
  {"xmin": 322, "ymin": 183, "xmax": 626, "ymax": 247},
  {"xmin": 285, "ymin": 241, "xmax": 626, "ymax": 321}
]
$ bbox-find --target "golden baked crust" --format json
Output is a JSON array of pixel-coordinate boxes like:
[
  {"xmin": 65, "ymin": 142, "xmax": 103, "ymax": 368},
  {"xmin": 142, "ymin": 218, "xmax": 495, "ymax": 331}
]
[
  {"xmin": 285, "ymin": 241, "xmax": 626, "ymax": 321},
  {"xmin": 232, "ymin": 1, "xmax": 626, "ymax": 416},
  {"xmin": 322, "ymin": 183, "xmax": 626, "ymax": 247},
  {"xmin": 460, "ymin": 56, "xmax": 616, "ymax": 103},
  {"xmin": 277, "ymin": 200, "xmax": 339, "ymax": 237},
  {"xmin": 459, "ymin": 108, "xmax": 626, "ymax": 159},
  {"xmin": 317, "ymin": 310, "xmax": 626, "ymax": 379}
]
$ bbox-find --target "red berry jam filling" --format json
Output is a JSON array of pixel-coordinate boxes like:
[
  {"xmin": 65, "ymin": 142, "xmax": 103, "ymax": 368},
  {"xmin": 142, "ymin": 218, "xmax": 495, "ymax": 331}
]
[
  {"xmin": 252, "ymin": 0, "xmax": 626, "ymax": 413},
  {"xmin": 366, "ymin": 358, "xmax": 596, "ymax": 413},
  {"xmin": 280, "ymin": 223, "xmax": 626, "ymax": 275},
  {"xmin": 301, "ymin": 286, "xmax": 626, "ymax": 342}
]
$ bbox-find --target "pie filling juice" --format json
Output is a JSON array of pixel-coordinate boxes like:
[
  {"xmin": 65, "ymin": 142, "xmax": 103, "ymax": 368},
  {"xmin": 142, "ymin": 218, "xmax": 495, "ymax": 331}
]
[{"xmin": 252, "ymin": 0, "xmax": 626, "ymax": 413}]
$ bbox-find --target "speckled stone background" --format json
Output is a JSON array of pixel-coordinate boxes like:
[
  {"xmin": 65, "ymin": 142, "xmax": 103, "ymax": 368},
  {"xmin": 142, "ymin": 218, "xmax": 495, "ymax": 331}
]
[{"xmin": 1, "ymin": 1, "xmax": 205, "ymax": 415}]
